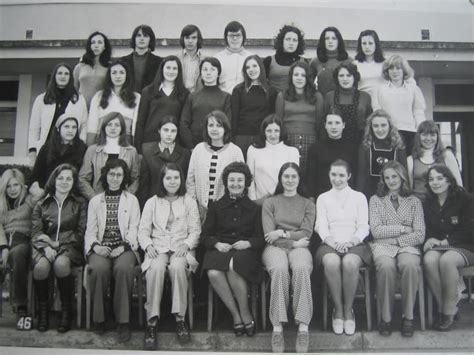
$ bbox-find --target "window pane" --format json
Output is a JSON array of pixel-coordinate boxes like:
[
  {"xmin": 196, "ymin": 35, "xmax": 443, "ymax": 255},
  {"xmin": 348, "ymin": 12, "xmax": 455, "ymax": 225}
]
[
  {"xmin": 435, "ymin": 84, "xmax": 474, "ymax": 106},
  {"xmin": 0, "ymin": 108, "xmax": 16, "ymax": 156},
  {"xmin": 0, "ymin": 81, "xmax": 19, "ymax": 101}
]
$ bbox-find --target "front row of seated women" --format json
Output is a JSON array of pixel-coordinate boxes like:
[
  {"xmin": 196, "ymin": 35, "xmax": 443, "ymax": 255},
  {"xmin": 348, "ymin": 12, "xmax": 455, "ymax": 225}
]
[{"xmin": 0, "ymin": 156, "xmax": 472, "ymax": 352}]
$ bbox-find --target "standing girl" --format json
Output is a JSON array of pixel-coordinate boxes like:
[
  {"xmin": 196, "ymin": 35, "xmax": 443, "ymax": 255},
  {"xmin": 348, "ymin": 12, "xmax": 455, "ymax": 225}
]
[
  {"xmin": 275, "ymin": 61, "xmax": 323, "ymax": 172},
  {"xmin": 87, "ymin": 60, "xmax": 141, "ymax": 146}
]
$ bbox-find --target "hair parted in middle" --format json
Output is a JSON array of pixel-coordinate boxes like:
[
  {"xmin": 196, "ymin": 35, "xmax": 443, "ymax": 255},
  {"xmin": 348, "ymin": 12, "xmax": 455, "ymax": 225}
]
[
  {"xmin": 0, "ymin": 168, "xmax": 27, "ymax": 216},
  {"xmin": 253, "ymin": 113, "xmax": 286, "ymax": 149},
  {"xmin": 81, "ymin": 31, "xmax": 112, "ymax": 67},
  {"xmin": 98, "ymin": 112, "xmax": 129, "ymax": 147},
  {"xmin": 130, "ymin": 24, "xmax": 156, "ymax": 51},
  {"xmin": 274, "ymin": 162, "xmax": 307, "ymax": 196},
  {"xmin": 376, "ymin": 160, "xmax": 412, "ymax": 197},
  {"xmin": 179, "ymin": 24, "xmax": 203, "ymax": 50},
  {"xmin": 316, "ymin": 26, "xmax": 349, "ymax": 62},
  {"xmin": 100, "ymin": 59, "xmax": 137, "ymax": 109},
  {"xmin": 284, "ymin": 61, "xmax": 318, "ymax": 104},
  {"xmin": 411, "ymin": 120, "xmax": 444, "ymax": 161},
  {"xmin": 242, "ymin": 54, "xmax": 271, "ymax": 95},
  {"xmin": 99, "ymin": 158, "xmax": 131, "ymax": 191},
  {"xmin": 361, "ymin": 109, "xmax": 405, "ymax": 150},
  {"xmin": 44, "ymin": 63, "xmax": 79, "ymax": 105},
  {"xmin": 355, "ymin": 29, "xmax": 385, "ymax": 63}
]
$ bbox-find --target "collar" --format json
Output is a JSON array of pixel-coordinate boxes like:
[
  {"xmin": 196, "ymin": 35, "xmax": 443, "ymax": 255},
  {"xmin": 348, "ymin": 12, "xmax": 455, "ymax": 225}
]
[
  {"xmin": 224, "ymin": 47, "xmax": 246, "ymax": 55},
  {"xmin": 94, "ymin": 144, "xmax": 133, "ymax": 152},
  {"xmin": 43, "ymin": 192, "xmax": 80, "ymax": 203},
  {"xmin": 182, "ymin": 49, "xmax": 201, "ymax": 59},
  {"xmin": 387, "ymin": 81, "xmax": 407, "ymax": 89},
  {"xmin": 219, "ymin": 193, "xmax": 255, "ymax": 210}
]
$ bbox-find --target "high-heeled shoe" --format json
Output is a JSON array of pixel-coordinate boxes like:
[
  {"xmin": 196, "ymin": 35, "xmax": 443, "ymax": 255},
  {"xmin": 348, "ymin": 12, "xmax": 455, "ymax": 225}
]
[
  {"xmin": 233, "ymin": 323, "xmax": 244, "ymax": 336},
  {"xmin": 244, "ymin": 319, "xmax": 256, "ymax": 337}
]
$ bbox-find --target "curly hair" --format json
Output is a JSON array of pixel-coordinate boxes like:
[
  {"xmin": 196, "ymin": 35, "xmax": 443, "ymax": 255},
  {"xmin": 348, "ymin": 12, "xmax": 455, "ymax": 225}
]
[
  {"xmin": 333, "ymin": 62, "xmax": 361, "ymax": 89},
  {"xmin": 80, "ymin": 31, "xmax": 111, "ymax": 68},
  {"xmin": 284, "ymin": 61, "xmax": 318, "ymax": 105},
  {"xmin": 316, "ymin": 26, "xmax": 349, "ymax": 62},
  {"xmin": 376, "ymin": 160, "xmax": 412, "ymax": 197},
  {"xmin": 222, "ymin": 161, "xmax": 252, "ymax": 196},
  {"xmin": 99, "ymin": 158, "xmax": 131, "ymax": 191},
  {"xmin": 361, "ymin": 110, "xmax": 405, "ymax": 150},
  {"xmin": 100, "ymin": 59, "xmax": 137, "ymax": 109},
  {"xmin": 274, "ymin": 24, "xmax": 305, "ymax": 56},
  {"xmin": 355, "ymin": 29, "xmax": 385, "ymax": 63}
]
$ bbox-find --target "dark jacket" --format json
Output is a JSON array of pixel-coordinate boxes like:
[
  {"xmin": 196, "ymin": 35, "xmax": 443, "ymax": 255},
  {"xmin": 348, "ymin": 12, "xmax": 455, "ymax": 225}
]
[
  {"xmin": 29, "ymin": 141, "xmax": 87, "ymax": 188},
  {"xmin": 138, "ymin": 142, "xmax": 191, "ymax": 208},
  {"xmin": 423, "ymin": 188, "xmax": 474, "ymax": 252},
  {"xmin": 31, "ymin": 193, "xmax": 87, "ymax": 264},
  {"xmin": 120, "ymin": 51, "xmax": 163, "ymax": 93}
]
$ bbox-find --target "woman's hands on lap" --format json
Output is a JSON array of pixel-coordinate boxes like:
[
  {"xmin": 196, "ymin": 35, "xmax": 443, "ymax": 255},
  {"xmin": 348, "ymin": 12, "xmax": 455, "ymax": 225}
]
[
  {"xmin": 232, "ymin": 240, "xmax": 251, "ymax": 250},
  {"xmin": 175, "ymin": 243, "xmax": 190, "ymax": 257},
  {"xmin": 215, "ymin": 242, "xmax": 232, "ymax": 253}
]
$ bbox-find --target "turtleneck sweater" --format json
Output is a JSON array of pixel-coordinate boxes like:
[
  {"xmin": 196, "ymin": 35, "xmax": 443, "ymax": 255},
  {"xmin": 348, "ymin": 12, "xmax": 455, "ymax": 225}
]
[
  {"xmin": 305, "ymin": 137, "xmax": 358, "ymax": 199},
  {"xmin": 247, "ymin": 141, "xmax": 300, "ymax": 200},
  {"xmin": 179, "ymin": 85, "xmax": 231, "ymax": 149},
  {"xmin": 310, "ymin": 50, "xmax": 352, "ymax": 95}
]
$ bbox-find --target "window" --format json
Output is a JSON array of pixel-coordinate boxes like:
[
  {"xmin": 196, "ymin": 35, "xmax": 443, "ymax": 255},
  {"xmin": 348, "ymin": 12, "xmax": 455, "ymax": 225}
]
[{"xmin": 0, "ymin": 80, "xmax": 19, "ymax": 156}]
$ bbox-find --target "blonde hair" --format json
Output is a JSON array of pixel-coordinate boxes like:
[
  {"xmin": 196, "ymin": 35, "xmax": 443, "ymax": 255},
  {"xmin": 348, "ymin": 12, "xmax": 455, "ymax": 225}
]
[
  {"xmin": 361, "ymin": 109, "xmax": 405, "ymax": 150},
  {"xmin": 382, "ymin": 55, "xmax": 414, "ymax": 81},
  {"xmin": 0, "ymin": 169, "xmax": 27, "ymax": 217}
]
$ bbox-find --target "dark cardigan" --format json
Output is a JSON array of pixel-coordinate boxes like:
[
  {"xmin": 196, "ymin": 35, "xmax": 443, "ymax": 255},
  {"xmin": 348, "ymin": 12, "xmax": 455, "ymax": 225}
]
[{"xmin": 120, "ymin": 51, "xmax": 163, "ymax": 93}]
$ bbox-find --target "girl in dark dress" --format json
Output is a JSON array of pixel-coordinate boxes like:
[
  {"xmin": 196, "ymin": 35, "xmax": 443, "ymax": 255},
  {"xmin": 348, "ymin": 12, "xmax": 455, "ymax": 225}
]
[{"xmin": 201, "ymin": 162, "xmax": 264, "ymax": 337}]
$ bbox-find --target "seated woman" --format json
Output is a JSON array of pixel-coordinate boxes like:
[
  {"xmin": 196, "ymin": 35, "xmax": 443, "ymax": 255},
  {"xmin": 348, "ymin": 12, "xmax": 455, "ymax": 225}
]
[
  {"xmin": 138, "ymin": 163, "xmax": 201, "ymax": 349},
  {"xmin": 369, "ymin": 161, "xmax": 425, "ymax": 337},
  {"xmin": 247, "ymin": 114, "xmax": 299, "ymax": 205},
  {"xmin": 262, "ymin": 162, "xmax": 315, "ymax": 353},
  {"xmin": 0, "ymin": 169, "xmax": 43, "ymax": 329},
  {"xmin": 84, "ymin": 159, "xmax": 141, "ymax": 342},
  {"xmin": 201, "ymin": 162, "xmax": 263, "ymax": 338},
  {"xmin": 315, "ymin": 159, "xmax": 371, "ymax": 335},
  {"xmin": 139, "ymin": 116, "xmax": 191, "ymax": 208},
  {"xmin": 356, "ymin": 110, "xmax": 407, "ymax": 200},
  {"xmin": 29, "ymin": 114, "xmax": 87, "ymax": 192},
  {"xmin": 423, "ymin": 164, "xmax": 473, "ymax": 331},
  {"xmin": 79, "ymin": 112, "xmax": 139, "ymax": 200},
  {"xmin": 31, "ymin": 164, "xmax": 87, "ymax": 333}
]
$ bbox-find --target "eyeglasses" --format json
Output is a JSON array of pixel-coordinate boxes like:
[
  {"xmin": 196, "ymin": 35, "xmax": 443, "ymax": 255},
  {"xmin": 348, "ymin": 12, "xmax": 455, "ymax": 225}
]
[{"xmin": 227, "ymin": 33, "xmax": 243, "ymax": 39}]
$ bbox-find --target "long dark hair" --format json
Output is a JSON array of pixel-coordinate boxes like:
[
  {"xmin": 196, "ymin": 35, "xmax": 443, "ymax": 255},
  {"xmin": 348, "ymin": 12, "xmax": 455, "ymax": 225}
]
[
  {"xmin": 274, "ymin": 162, "xmax": 306, "ymax": 196},
  {"xmin": 46, "ymin": 116, "xmax": 84, "ymax": 166},
  {"xmin": 152, "ymin": 55, "xmax": 188, "ymax": 103},
  {"xmin": 253, "ymin": 114, "xmax": 287, "ymax": 149},
  {"xmin": 355, "ymin": 29, "xmax": 385, "ymax": 63},
  {"xmin": 80, "ymin": 31, "xmax": 111, "ymax": 67},
  {"xmin": 284, "ymin": 61, "xmax": 318, "ymax": 105},
  {"xmin": 100, "ymin": 59, "xmax": 137, "ymax": 109},
  {"xmin": 425, "ymin": 164, "xmax": 461, "ymax": 199},
  {"xmin": 43, "ymin": 63, "xmax": 78, "ymax": 105},
  {"xmin": 242, "ymin": 55, "xmax": 271, "ymax": 96},
  {"xmin": 333, "ymin": 62, "xmax": 361, "ymax": 90},
  {"xmin": 316, "ymin": 26, "xmax": 349, "ymax": 62}
]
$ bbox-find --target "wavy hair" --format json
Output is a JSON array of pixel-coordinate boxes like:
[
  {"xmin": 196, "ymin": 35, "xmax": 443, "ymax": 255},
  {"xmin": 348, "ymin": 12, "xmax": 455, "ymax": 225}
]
[
  {"xmin": 333, "ymin": 61, "xmax": 361, "ymax": 89},
  {"xmin": 80, "ymin": 31, "xmax": 111, "ymax": 67},
  {"xmin": 425, "ymin": 164, "xmax": 461, "ymax": 198},
  {"xmin": 284, "ymin": 61, "xmax": 318, "ymax": 105},
  {"xmin": 99, "ymin": 158, "xmax": 131, "ymax": 191},
  {"xmin": 376, "ymin": 160, "xmax": 412, "ymax": 197},
  {"xmin": 361, "ymin": 110, "xmax": 405, "ymax": 150},
  {"xmin": 44, "ymin": 163, "xmax": 79, "ymax": 197},
  {"xmin": 355, "ymin": 29, "xmax": 385, "ymax": 63},
  {"xmin": 316, "ymin": 26, "xmax": 349, "ymax": 62},
  {"xmin": 100, "ymin": 59, "xmax": 137, "ymax": 109},
  {"xmin": 0, "ymin": 169, "xmax": 27, "ymax": 216}
]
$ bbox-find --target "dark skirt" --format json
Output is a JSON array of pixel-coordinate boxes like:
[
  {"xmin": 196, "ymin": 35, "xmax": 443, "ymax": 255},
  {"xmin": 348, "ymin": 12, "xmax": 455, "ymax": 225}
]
[
  {"xmin": 314, "ymin": 243, "xmax": 373, "ymax": 267},
  {"xmin": 201, "ymin": 248, "xmax": 263, "ymax": 284},
  {"xmin": 235, "ymin": 134, "xmax": 259, "ymax": 158},
  {"xmin": 432, "ymin": 246, "xmax": 474, "ymax": 266},
  {"xmin": 32, "ymin": 243, "xmax": 84, "ymax": 267}
]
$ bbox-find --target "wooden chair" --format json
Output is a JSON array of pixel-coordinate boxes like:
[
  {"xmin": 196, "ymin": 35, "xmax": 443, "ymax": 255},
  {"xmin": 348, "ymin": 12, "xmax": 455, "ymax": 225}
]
[
  {"xmin": 427, "ymin": 265, "xmax": 474, "ymax": 327},
  {"xmin": 375, "ymin": 267, "xmax": 426, "ymax": 331},
  {"xmin": 322, "ymin": 266, "xmax": 372, "ymax": 331},
  {"xmin": 207, "ymin": 282, "xmax": 259, "ymax": 332},
  {"xmin": 84, "ymin": 264, "xmax": 143, "ymax": 330},
  {"xmin": 27, "ymin": 266, "xmax": 83, "ymax": 328}
]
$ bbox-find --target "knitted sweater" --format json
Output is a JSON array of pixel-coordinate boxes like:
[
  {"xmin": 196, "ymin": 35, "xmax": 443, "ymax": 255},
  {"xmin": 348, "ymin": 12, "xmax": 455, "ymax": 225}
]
[
  {"xmin": 305, "ymin": 138, "xmax": 358, "ymax": 199},
  {"xmin": 214, "ymin": 47, "xmax": 253, "ymax": 94},
  {"xmin": 247, "ymin": 142, "xmax": 300, "ymax": 200},
  {"xmin": 186, "ymin": 142, "xmax": 244, "ymax": 210},
  {"xmin": 275, "ymin": 92, "xmax": 324, "ymax": 136},
  {"xmin": 179, "ymin": 85, "xmax": 231, "ymax": 149},
  {"xmin": 372, "ymin": 81, "xmax": 426, "ymax": 132},
  {"xmin": 354, "ymin": 61, "xmax": 386, "ymax": 102},
  {"xmin": 231, "ymin": 83, "xmax": 277, "ymax": 136},
  {"xmin": 310, "ymin": 52, "xmax": 353, "ymax": 95},
  {"xmin": 262, "ymin": 193, "xmax": 316, "ymax": 249},
  {"xmin": 135, "ymin": 86, "xmax": 188, "ymax": 153},
  {"xmin": 87, "ymin": 90, "xmax": 141, "ymax": 146}
]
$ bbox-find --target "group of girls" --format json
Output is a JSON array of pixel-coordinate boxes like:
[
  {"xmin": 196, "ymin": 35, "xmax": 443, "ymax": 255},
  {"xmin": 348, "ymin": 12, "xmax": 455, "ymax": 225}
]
[{"xmin": 0, "ymin": 20, "xmax": 471, "ymax": 354}]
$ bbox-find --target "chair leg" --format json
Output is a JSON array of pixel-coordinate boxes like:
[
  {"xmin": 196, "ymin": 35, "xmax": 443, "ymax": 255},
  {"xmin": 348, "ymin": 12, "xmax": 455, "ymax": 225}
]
[
  {"xmin": 137, "ymin": 269, "xmax": 144, "ymax": 327},
  {"xmin": 0, "ymin": 267, "xmax": 4, "ymax": 317},
  {"xmin": 261, "ymin": 276, "xmax": 267, "ymax": 331},
  {"xmin": 322, "ymin": 274, "xmax": 327, "ymax": 331},
  {"xmin": 427, "ymin": 287, "xmax": 433, "ymax": 328},
  {"xmin": 85, "ymin": 267, "xmax": 91, "ymax": 330},
  {"xmin": 418, "ymin": 271, "xmax": 425, "ymax": 331},
  {"xmin": 27, "ymin": 270, "xmax": 35, "ymax": 319},
  {"xmin": 468, "ymin": 277, "xmax": 472, "ymax": 303},
  {"xmin": 188, "ymin": 275, "xmax": 194, "ymax": 330},
  {"xmin": 207, "ymin": 284, "xmax": 213, "ymax": 332},
  {"xmin": 251, "ymin": 284, "xmax": 258, "ymax": 329},
  {"xmin": 76, "ymin": 268, "xmax": 83, "ymax": 329},
  {"xmin": 363, "ymin": 268, "xmax": 372, "ymax": 331}
]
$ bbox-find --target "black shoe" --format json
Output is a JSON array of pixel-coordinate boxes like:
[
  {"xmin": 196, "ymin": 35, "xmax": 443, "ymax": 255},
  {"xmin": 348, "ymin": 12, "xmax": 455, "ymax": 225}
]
[
  {"xmin": 117, "ymin": 323, "xmax": 131, "ymax": 343},
  {"xmin": 176, "ymin": 320, "xmax": 191, "ymax": 344},
  {"xmin": 433, "ymin": 312, "xmax": 442, "ymax": 330},
  {"xmin": 93, "ymin": 322, "xmax": 106, "ymax": 335},
  {"xmin": 37, "ymin": 302, "xmax": 49, "ymax": 332},
  {"xmin": 57, "ymin": 304, "xmax": 72, "ymax": 333},
  {"xmin": 378, "ymin": 320, "xmax": 392, "ymax": 336},
  {"xmin": 401, "ymin": 318, "xmax": 414, "ymax": 337},
  {"xmin": 438, "ymin": 314, "xmax": 454, "ymax": 331},
  {"xmin": 233, "ymin": 323, "xmax": 244, "ymax": 337},
  {"xmin": 144, "ymin": 326, "xmax": 157, "ymax": 350},
  {"xmin": 244, "ymin": 319, "xmax": 256, "ymax": 337}
]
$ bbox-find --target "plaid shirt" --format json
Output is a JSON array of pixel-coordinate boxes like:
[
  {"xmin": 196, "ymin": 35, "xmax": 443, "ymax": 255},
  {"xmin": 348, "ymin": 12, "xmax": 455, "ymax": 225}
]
[{"xmin": 369, "ymin": 194, "xmax": 425, "ymax": 258}]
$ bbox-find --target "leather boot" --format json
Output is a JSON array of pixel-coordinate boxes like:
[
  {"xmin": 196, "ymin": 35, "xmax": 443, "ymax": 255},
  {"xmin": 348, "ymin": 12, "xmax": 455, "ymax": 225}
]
[
  {"xmin": 34, "ymin": 279, "xmax": 49, "ymax": 332},
  {"xmin": 57, "ymin": 275, "xmax": 73, "ymax": 333}
]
